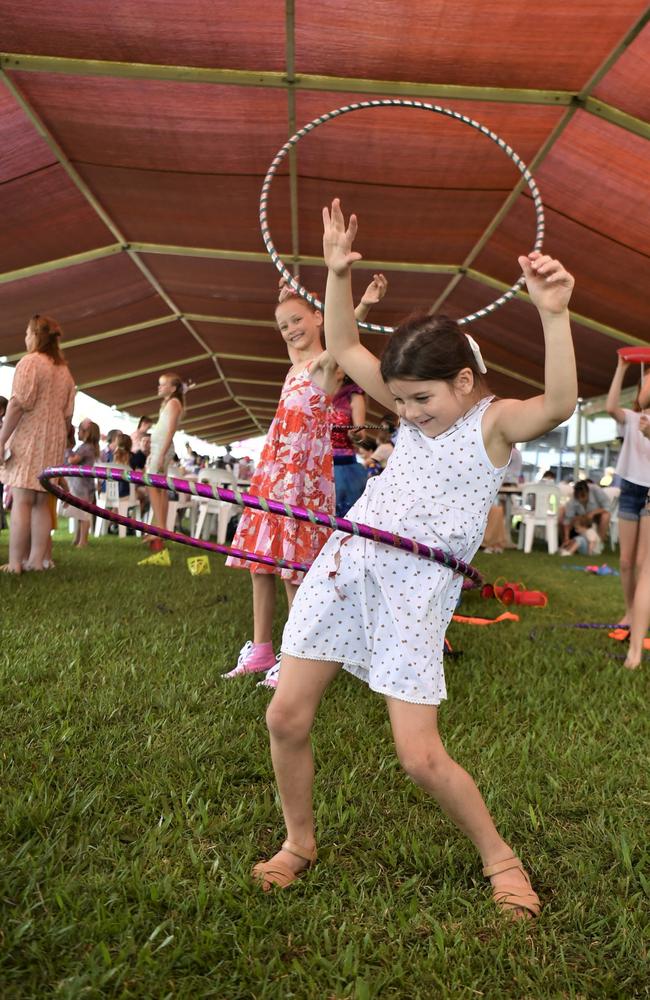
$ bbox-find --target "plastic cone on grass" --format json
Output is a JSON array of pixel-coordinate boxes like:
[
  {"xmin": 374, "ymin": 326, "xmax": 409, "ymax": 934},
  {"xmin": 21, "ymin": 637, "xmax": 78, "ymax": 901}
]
[
  {"xmin": 187, "ymin": 555, "xmax": 210, "ymax": 575},
  {"xmin": 138, "ymin": 548, "xmax": 171, "ymax": 567}
]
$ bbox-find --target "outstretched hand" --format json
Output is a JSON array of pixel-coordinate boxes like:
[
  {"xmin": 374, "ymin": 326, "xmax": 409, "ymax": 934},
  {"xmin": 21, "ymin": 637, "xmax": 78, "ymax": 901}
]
[
  {"xmin": 361, "ymin": 273, "xmax": 387, "ymax": 307},
  {"xmin": 518, "ymin": 251, "xmax": 574, "ymax": 314},
  {"xmin": 277, "ymin": 275, "xmax": 296, "ymax": 303},
  {"xmin": 323, "ymin": 198, "xmax": 362, "ymax": 275}
]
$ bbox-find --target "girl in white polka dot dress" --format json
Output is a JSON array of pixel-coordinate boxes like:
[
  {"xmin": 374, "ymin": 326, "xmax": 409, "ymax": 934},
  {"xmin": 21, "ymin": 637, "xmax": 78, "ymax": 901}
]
[{"xmin": 252, "ymin": 199, "xmax": 577, "ymax": 920}]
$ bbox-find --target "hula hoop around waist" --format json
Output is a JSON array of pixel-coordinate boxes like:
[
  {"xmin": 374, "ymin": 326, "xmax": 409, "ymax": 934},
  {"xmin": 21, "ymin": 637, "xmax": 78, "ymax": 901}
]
[{"xmin": 40, "ymin": 466, "xmax": 483, "ymax": 586}]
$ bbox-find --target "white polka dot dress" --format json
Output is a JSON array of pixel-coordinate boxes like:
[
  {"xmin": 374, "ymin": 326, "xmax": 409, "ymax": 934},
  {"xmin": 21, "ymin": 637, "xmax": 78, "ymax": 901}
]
[{"xmin": 281, "ymin": 396, "xmax": 510, "ymax": 705}]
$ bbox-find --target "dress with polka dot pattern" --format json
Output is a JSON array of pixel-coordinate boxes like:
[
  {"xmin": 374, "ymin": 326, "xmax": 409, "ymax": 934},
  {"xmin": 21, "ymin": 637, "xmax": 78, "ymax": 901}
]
[{"xmin": 282, "ymin": 395, "xmax": 510, "ymax": 705}]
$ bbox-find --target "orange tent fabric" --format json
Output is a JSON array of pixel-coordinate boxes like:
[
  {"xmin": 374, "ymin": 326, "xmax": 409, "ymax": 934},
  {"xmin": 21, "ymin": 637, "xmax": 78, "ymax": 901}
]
[{"xmin": 1, "ymin": 2, "xmax": 649, "ymax": 441}]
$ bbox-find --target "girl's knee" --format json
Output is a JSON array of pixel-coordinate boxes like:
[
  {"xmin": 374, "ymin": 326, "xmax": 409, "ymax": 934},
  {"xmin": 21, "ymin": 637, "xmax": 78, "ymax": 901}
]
[
  {"xmin": 396, "ymin": 742, "xmax": 450, "ymax": 788},
  {"xmin": 266, "ymin": 697, "xmax": 312, "ymax": 743},
  {"xmin": 619, "ymin": 553, "xmax": 634, "ymax": 573}
]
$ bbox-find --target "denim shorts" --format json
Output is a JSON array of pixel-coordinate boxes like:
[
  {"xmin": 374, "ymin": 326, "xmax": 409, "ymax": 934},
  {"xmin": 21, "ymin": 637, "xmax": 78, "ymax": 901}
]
[{"xmin": 618, "ymin": 478, "xmax": 650, "ymax": 521}]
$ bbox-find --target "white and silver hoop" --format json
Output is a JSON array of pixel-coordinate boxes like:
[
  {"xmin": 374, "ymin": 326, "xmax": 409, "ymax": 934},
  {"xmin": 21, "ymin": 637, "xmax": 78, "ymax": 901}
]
[{"xmin": 259, "ymin": 99, "xmax": 545, "ymax": 331}]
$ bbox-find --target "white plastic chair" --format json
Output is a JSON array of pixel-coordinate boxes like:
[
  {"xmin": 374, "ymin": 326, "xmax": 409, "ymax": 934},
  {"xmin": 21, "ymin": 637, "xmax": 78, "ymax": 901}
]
[
  {"xmin": 95, "ymin": 469, "xmax": 139, "ymax": 538},
  {"xmin": 192, "ymin": 469, "xmax": 237, "ymax": 545},
  {"xmin": 602, "ymin": 486, "xmax": 621, "ymax": 550},
  {"xmin": 518, "ymin": 482, "xmax": 561, "ymax": 554}
]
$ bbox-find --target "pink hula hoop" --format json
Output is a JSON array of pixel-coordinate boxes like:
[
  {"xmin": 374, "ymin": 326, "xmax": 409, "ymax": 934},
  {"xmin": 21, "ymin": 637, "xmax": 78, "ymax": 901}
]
[{"xmin": 40, "ymin": 466, "xmax": 484, "ymax": 586}]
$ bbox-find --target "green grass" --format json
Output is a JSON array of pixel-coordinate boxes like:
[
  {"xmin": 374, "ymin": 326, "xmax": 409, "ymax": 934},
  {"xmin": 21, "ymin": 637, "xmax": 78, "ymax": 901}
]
[{"xmin": 1, "ymin": 531, "xmax": 649, "ymax": 998}]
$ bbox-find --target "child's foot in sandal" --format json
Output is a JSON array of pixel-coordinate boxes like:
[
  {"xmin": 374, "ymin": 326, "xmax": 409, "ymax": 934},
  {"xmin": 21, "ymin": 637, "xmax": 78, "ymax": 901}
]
[
  {"xmin": 252, "ymin": 840, "xmax": 317, "ymax": 891},
  {"xmin": 483, "ymin": 855, "xmax": 541, "ymax": 920}
]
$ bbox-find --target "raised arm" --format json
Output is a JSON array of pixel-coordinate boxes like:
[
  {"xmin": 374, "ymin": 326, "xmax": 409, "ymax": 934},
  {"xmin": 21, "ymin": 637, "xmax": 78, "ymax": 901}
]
[
  {"xmin": 354, "ymin": 273, "xmax": 388, "ymax": 323},
  {"xmin": 605, "ymin": 357, "xmax": 629, "ymax": 424},
  {"xmin": 485, "ymin": 252, "xmax": 577, "ymax": 448},
  {"xmin": 322, "ymin": 200, "xmax": 397, "ymax": 413}
]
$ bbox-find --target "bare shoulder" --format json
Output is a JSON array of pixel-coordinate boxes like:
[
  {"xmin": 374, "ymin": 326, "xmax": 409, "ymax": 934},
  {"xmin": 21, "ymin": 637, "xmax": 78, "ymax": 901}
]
[{"xmin": 481, "ymin": 397, "xmax": 515, "ymax": 466}]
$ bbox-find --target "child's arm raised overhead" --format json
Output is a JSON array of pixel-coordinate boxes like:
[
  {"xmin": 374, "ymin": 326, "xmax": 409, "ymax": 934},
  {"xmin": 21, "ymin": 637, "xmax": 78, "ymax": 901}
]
[
  {"xmin": 484, "ymin": 251, "xmax": 577, "ymax": 453},
  {"xmin": 605, "ymin": 356, "xmax": 630, "ymax": 424},
  {"xmin": 322, "ymin": 199, "xmax": 397, "ymax": 413}
]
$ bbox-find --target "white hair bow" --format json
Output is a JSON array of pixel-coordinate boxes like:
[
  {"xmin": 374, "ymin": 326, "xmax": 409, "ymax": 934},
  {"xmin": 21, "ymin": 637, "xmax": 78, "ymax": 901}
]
[{"xmin": 465, "ymin": 334, "xmax": 487, "ymax": 374}]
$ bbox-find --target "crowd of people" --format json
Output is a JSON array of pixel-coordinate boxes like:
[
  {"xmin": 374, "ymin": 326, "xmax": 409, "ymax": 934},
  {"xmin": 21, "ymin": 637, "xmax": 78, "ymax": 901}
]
[{"xmin": 0, "ymin": 324, "xmax": 250, "ymax": 569}]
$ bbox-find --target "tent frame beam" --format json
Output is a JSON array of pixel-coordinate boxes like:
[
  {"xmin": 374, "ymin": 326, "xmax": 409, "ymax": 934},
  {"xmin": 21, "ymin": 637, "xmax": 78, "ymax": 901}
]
[{"xmin": 2, "ymin": 52, "xmax": 650, "ymax": 140}]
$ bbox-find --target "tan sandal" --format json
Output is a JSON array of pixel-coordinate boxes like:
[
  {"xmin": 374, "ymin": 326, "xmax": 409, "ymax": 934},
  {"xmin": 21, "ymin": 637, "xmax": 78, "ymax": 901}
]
[
  {"xmin": 483, "ymin": 855, "xmax": 541, "ymax": 919},
  {"xmin": 251, "ymin": 840, "xmax": 317, "ymax": 891}
]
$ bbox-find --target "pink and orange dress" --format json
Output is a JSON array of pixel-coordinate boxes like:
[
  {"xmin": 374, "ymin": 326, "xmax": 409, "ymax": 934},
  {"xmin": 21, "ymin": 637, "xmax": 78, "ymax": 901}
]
[{"xmin": 226, "ymin": 362, "xmax": 334, "ymax": 584}]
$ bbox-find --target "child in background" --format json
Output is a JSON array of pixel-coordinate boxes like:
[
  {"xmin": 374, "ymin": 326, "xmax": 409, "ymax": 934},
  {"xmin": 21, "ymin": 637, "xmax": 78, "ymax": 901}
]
[
  {"xmin": 605, "ymin": 357, "xmax": 650, "ymax": 625},
  {"xmin": 560, "ymin": 514, "xmax": 602, "ymax": 556},
  {"xmin": 251, "ymin": 199, "xmax": 577, "ymax": 921},
  {"xmin": 0, "ymin": 396, "xmax": 7, "ymax": 530},
  {"xmin": 355, "ymin": 436, "xmax": 382, "ymax": 476},
  {"xmin": 67, "ymin": 418, "xmax": 100, "ymax": 547},
  {"xmin": 146, "ymin": 373, "xmax": 185, "ymax": 551},
  {"xmin": 622, "ymin": 379, "xmax": 650, "ymax": 670}
]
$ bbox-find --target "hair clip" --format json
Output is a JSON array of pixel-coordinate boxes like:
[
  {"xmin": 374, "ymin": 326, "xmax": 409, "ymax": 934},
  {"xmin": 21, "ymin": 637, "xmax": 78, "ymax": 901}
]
[{"xmin": 465, "ymin": 334, "xmax": 487, "ymax": 374}]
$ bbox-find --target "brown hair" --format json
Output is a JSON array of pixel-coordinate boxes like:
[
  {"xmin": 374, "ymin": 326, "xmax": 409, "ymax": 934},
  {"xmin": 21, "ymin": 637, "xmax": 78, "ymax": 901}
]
[
  {"xmin": 27, "ymin": 314, "xmax": 67, "ymax": 365},
  {"xmin": 80, "ymin": 420, "xmax": 101, "ymax": 459},
  {"xmin": 379, "ymin": 313, "xmax": 488, "ymax": 394},
  {"xmin": 159, "ymin": 372, "xmax": 186, "ymax": 410},
  {"xmin": 275, "ymin": 290, "xmax": 323, "ymax": 328},
  {"xmin": 112, "ymin": 432, "xmax": 132, "ymax": 466}
]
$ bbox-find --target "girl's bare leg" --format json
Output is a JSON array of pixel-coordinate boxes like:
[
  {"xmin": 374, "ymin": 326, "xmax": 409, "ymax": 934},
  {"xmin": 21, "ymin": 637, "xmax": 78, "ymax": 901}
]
[
  {"xmin": 283, "ymin": 580, "xmax": 299, "ymax": 612},
  {"xmin": 4, "ymin": 487, "xmax": 32, "ymax": 572},
  {"xmin": 25, "ymin": 492, "xmax": 54, "ymax": 567},
  {"xmin": 386, "ymin": 698, "xmax": 535, "ymax": 913},
  {"xmin": 617, "ymin": 518, "xmax": 639, "ymax": 625},
  {"xmin": 76, "ymin": 520, "xmax": 90, "ymax": 547},
  {"xmin": 624, "ymin": 516, "xmax": 650, "ymax": 669},
  {"xmin": 263, "ymin": 654, "xmax": 341, "ymax": 872},
  {"xmin": 148, "ymin": 486, "xmax": 168, "ymax": 533},
  {"xmin": 252, "ymin": 572, "xmax": 277, "ymax": 644}
]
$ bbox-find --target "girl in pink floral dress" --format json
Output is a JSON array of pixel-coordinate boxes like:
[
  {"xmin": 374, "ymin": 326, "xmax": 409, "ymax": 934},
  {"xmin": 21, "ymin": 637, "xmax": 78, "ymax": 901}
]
[
  {"xmin": 224, "ymin": 291, "xmax": 339, "ymax": 680},
  {"xmin": 224, "ymin": 277, "xmax": 386, "ymax": 684}
]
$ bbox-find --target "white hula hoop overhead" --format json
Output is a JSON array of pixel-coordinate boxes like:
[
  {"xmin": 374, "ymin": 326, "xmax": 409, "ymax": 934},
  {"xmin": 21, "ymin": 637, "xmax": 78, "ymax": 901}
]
[{"xmin": 259, "ymin": 99, "xmax": 545, "ymax": 331}]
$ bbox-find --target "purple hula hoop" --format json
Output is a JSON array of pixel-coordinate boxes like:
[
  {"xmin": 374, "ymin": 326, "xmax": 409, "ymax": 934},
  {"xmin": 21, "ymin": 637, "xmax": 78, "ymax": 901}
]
[{"xmin": 40, "ymin": 465, "xmax": 483, "ymax": 586}]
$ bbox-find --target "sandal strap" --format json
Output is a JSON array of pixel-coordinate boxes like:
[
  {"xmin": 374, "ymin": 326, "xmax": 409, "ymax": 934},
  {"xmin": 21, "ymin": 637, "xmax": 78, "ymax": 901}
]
[
  {"xmin": 252, "ymin": 859, "xmax": 297, "ymax": 889},
  {"xmin": 492, "ymin": 887, "xmax": 541, "ymax": 918},
  {"xmin": 482, "ymin": 855, "xmax": 523, "ymax": 879},
  {"xmin": 281, "ymin": 839, "xmax": 317, "ymax": 864}
]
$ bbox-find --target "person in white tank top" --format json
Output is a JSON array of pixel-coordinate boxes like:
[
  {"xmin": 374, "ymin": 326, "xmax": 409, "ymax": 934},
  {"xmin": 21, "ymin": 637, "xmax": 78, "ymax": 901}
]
[
  {"xmin": 145, "ymin": 372, "xmax": 185, "ymax": 553},
  {"xmin": 606, "ymin": 358, "xmax": 650, "ymax": 628},
  {"xmin": 249, "ymin": 199, "xmax": 578, "ymax": 922}
]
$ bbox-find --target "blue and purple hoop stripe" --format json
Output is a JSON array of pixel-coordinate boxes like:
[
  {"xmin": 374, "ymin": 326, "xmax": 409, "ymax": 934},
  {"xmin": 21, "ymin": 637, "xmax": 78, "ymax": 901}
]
[
  {"xmin": 40, "ymin": 465, "xmax": 484, "ymax": 587},
  {"xmin": 260, "ymin": 98, "xmax": 545, "ymax": 330}
]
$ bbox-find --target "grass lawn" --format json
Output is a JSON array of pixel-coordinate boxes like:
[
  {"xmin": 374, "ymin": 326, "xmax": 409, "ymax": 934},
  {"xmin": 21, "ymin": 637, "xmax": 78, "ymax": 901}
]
[{"xmin": 1, "ymin": 530, "xmax": 648, "ymax": 999}]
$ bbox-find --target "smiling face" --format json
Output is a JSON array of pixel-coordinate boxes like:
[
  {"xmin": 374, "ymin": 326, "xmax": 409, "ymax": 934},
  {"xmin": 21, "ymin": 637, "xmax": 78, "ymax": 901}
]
[
  {"xmin": 275, "ymin": 298, "xmax": 323, "ymax": 354},
  {"xmin": 387, "ymin": 371, "xmax": 475, "ymax": 437}
]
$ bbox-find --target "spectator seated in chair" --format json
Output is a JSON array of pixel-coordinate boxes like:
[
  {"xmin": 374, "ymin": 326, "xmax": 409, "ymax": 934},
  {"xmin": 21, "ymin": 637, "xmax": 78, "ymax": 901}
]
[{"xmin": 560, "ymin": 480, "xmax": 611, "ymax": 550}]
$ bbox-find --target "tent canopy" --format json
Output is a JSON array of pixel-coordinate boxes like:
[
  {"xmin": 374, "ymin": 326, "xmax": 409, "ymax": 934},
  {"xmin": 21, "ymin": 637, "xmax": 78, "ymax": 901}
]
[{"xmin": 1, "ymin": 2, "xmax": 649, "ymax": 441}]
